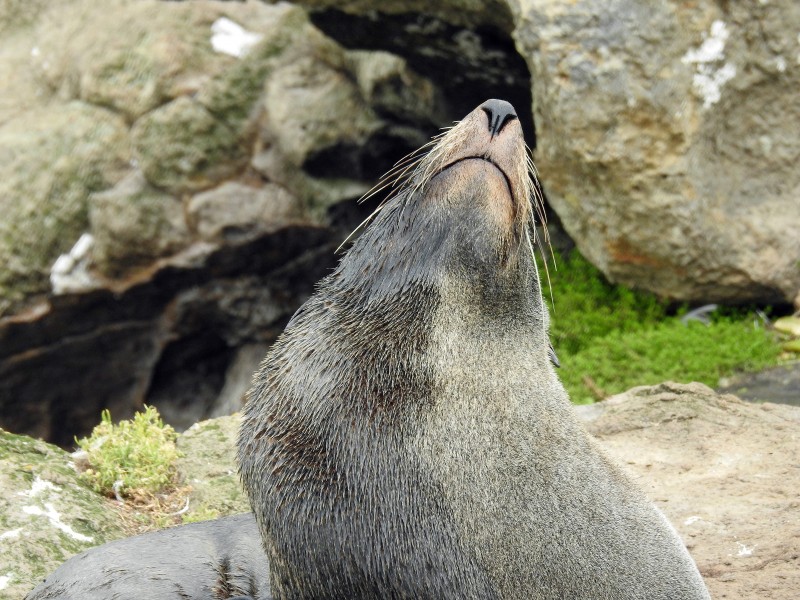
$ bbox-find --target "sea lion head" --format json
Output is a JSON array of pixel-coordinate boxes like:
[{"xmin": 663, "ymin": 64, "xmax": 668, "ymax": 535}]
[{"xmin": 338, "ymin": 98, "xmax": 546, "ymax": 317}]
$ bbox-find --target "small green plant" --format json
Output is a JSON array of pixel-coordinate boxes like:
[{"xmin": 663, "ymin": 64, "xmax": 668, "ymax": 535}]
[{"xmin": 75, "ymin": 406, "xmax": 180, "ymax": 499}]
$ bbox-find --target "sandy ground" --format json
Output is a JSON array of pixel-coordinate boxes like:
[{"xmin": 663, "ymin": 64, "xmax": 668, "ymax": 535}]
[{"xmin": 577, "ymin": 382, "xmax": 800, "ymax": 599}]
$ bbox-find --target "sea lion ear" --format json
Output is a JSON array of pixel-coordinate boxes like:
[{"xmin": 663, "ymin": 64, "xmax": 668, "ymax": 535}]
[{"xmin": 548, "ymin": 342, "xmax": 560, "ymax": 368}]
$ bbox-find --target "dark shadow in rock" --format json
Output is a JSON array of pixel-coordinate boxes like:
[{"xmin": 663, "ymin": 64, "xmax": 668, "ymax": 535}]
[
  {"xmin": 304, "ymin": 126, "xmax": 431, "ymax": 182},
  {"xmin": 0, "ymin": 226, "xmax": 337, "ymax": 446},
  {"xmin": 717, "ymin": 361, "xmax": 800, "ymax": 407},
  {"xmin": 308, "ymin": 9, "xmax": 537, "ymax": 149},
  {"xmin": 147, "ymin": 331, "xmax": 234, "ymax": 429}
]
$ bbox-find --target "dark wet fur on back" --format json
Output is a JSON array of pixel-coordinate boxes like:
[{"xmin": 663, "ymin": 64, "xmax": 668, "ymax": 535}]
[{"xmin": 25, "ymin": 514, "xmax": 270, "ymax": 600}]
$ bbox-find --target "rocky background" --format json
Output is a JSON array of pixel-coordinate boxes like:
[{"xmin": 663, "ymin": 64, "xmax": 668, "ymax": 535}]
[{"xmin": 0, "ymin": 0, "xmax": 798, "ymax": 445}]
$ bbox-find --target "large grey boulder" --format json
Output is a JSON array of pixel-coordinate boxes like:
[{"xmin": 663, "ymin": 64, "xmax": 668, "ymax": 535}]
[
  {"xmin": 513, "ymin": 0, "xmax": 800, "ymax": 302},
  {"xmin": 90, "ymin": 171, "xmax": 190, "ymax": 276}
]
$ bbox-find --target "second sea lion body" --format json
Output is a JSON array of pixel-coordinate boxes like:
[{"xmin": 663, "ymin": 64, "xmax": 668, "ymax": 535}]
[{"xmin": 239, "ymin": 99, "xmax": 711, "ymax": 599}]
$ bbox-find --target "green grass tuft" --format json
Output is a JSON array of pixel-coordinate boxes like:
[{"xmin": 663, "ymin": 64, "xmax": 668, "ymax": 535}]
[
  {"xmin": 559, "ymin": 318, "xmax": 780, "ymax": 404},
  {"xmin": 75, "ymin": 406, "xmax": 180, "ymax": 499}
]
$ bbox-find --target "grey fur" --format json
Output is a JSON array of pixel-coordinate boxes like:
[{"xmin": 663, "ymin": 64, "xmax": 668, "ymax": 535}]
[
  {"xmin": 239, "ymin": 100, "xmax": 711, "ymax": 599},
  {"xmin": 25, "ymin": 513, "xmax": 270, "ymax": 600}
]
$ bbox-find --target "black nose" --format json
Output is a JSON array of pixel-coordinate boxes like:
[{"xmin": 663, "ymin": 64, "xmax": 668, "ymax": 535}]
[{"xmin": 481, "ymin": 99, "xmax": 517, "ymax": 137}]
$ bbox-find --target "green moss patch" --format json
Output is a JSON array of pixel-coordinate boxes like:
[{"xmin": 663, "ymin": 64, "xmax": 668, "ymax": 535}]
[
  {"xmin": 544, "ymin": 251, "xmax": 666, "ymax": 355},
  {"xmin": 560, "ymin": 318, "xmax": 780, "ymax": 404},
  {"xmin": 131, "ymin": 96, "xmax": 247, "ymax": 193},
  {"xmin": 542, "ymin": 250, "xmax": 782, "ymax": 404},
  {"xmin": 0, "ymin": 102, "xmax": 130, "ymax": 315}
]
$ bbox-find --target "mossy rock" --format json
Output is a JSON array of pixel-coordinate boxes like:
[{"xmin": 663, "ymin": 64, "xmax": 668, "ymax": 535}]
[
  {"xmin": 196, "ymin": 2, "xmax": 314, "ymax": 130},
  {"xmin": 131, "ymin": 96, "xmax": 248, "ymax": 194},
  {"xmin": 0, "ymin": 429, "xmax": 124, "ymax": 598},
  {"xmin": 0, "ymin": 101, "xmax": 130, "ymax": 316},
  {"xmin": 90, "ymin": 171, "xmax": 190, "ymax": 276},
  {"xmin": 176, "ymin": 414, "xmax": 250, "ymax": 521},
  {"xmin": 30, "ymin": 0, "xmax": 295, "ymax": 122},
  {"xmin": 2, "ymin": 413, "xmax": 250, "ymax": 597},
  {"xmin": 129, "ymin": 3, "xmax": 323, "ymax": 195}
]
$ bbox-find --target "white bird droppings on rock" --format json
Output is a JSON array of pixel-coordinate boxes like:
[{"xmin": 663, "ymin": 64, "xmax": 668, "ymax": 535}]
[
  {"xmin": 736, "ymin": 541, "xmax": 755, "ymax": 557},
  {"xmin": 0, "ymin": 528, "xmax": 22, "ymax": 541},
  {"xmin": 22, "ymin": 503, "xmax": 94, "ymax": 543},
  {"xmin": 0, "ymin": 573, "xmax": 13, "ymax": 591},
  {"xmin": 683, "ymin": 20, "xmax": 729, "ymax": 64},
  {"xmin": 682, "ymin": 20, "xmax": 737, "ymax": 109},
  {"xmin": 50, "ymin": 233, "xmax": 99, "ymax": 295},
  {"xmin": 210, "ymin": 17, "xmax": 263, "ymax": 58},
  {"xmin": 17, "ymin": 475, "xmax": 59, "ymax": 498}
]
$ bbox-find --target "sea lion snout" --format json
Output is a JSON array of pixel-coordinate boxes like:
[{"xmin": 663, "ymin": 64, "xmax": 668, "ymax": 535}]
[
  {"xmin": 424, "ymin": 99, "xmax": 531, "ymax": 233},
  {"xmin": 480, "ymin": 98, "xmax": 518, "ymax": 138}
]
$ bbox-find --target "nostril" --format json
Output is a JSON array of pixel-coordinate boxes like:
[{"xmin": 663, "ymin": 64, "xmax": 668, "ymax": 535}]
[{"xmin": 481, "ymin": 99, "xmax": 518, "ymax": 138}]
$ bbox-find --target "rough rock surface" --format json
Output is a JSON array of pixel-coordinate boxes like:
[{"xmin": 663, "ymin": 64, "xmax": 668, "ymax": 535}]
[
  {"xmin": 576, "ymin": 382, "xmax": 800, "ymax": 600},
  {"xmin": 175, "ymin": 415, "xmax": 251, "ymax": 519},
  {"xmin": 5, "ymin": 384, "xmax": 798, "ymax": 599},
  {"xmin": 0, "ymin": 429, "xmax": 124, "ymax": 598},
  {"xmin": 90, "ymin": 171, "xmax": 190, "ymax": 274},
  {"xmin": 514, "ymin": 0, "xmax": 800, "ymax": 302},
  {"xmin": 0, "ymin": 103, "xmax": 130, "ymax": 314},
  {"xmin": 0, "ymin": 415, "xmax": 247, "ymax": 598}
]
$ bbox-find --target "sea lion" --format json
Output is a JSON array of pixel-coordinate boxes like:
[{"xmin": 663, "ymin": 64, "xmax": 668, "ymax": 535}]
[
  {"xmin": 26, "ymin": 99, "xmax": 710, "ymax": 600},
  {"xmin": 26, "ymin": 513, "xmax": 270, "ymax": 599},
  {"xmin": 238, "ymin": 99, "xmax": 711, "ymax": 599}
]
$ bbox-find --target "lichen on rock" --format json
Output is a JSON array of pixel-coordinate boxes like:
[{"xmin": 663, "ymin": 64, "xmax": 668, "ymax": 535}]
[
  {"xmin": 90, "ymin": 171, "xmax": 190, "ymax": 276},
  {"xmin": 0, "ymin": 429, "xmax": 124, "ymax": 597},
  {"xmin": 0, "ymin": 101, "xmax": 129, "ymax": 315},
  {"xmin": 187, "ymin": 181, "xmax": 300, "ymax": 244}
]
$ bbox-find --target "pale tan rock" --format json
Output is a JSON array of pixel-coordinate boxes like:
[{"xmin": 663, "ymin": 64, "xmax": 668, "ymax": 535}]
[
  {"xmin": 577, "ymin": 382, "xmax": 800, "ymax": 600},
  {"xmin": 90, "ymin": 171, "xmax": 191, "ymax": 275},
  {"xmin": 513, "ymin": 0, "xmax": 800, "ymax": 302},
  {"xmin": 186, "ymin": 182, "xmax": 301, "ymax": 243}
]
